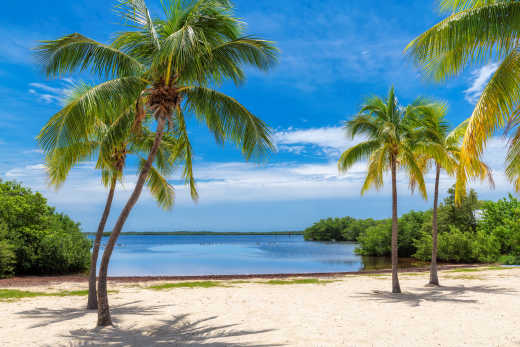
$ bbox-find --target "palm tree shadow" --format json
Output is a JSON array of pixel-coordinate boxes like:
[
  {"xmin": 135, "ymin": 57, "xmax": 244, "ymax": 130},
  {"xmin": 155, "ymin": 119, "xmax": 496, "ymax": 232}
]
[
  {"xmin": 355, "ymin": 285, "xmax": 516, "ymax": 308},
  {"xmin": 17, "ymin": 300, "xmax": 166, "ymax": 328},
  {"xmin": 62, "ymin": 314, "xmax": 281, "ymax": 347}
]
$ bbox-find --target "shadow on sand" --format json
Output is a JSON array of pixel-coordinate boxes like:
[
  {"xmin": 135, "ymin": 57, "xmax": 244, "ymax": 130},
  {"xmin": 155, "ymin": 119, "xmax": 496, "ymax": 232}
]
[
  {"xmin": 64, "ymin": 314, "xmax": 279, "ymax": 347},
  {"xmin": 17, "ymin": 300, "xmax": 166, "ymax": 328},
  {"xmin": 355, "ymin": 284, "xmax": 517, "ymax": 307},
  {"xmin": 18, "ymin": 302, "xmax": 281, "ymax": 346}
]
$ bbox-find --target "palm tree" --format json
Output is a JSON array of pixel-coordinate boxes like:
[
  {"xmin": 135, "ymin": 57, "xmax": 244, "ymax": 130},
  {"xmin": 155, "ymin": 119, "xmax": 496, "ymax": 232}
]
[
  {"xmin": 414, "ymin": 103, "xmax": 494, "ymax": 286},
  {"xmin": 36, "ymin": 0, "xmax": 277, "ymax": 326},
  {"xmin": 39, "ymin": 83, "xmax": 183, "ymax": 310},
  {"xmin": 404, "ymin": 0, "xmax": 519, "ymax": 199},
  {"xmin": 338, "ymin": 87, "xmax": 429, "ymax": 294}
]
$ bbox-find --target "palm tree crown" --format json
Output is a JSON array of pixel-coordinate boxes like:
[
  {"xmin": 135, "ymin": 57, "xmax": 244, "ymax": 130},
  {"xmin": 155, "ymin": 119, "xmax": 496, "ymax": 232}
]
[{"xmin": 338, "ymin": 87, "xmax": 428, "ymax": 198}]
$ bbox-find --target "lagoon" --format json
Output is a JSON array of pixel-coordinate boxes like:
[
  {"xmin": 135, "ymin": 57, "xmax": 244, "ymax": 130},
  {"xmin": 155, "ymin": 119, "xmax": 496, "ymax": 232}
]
[{"xmin": 92, "ymin": 234, "xmax": 380, "ymax": 276}]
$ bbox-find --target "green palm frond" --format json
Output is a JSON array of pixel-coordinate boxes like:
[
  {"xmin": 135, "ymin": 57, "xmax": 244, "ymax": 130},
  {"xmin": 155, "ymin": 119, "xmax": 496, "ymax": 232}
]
[
  {"xmin": 182, "ymin": 86, "xmax": 274, "ymax": 160},
  {"xmin": 461, "ymin": 48, "xmax": 520, "ymax": 161},
  {"xmin": 338, "ymin": 140, "xmax": 381, "ymax": 174},
  {"xmin": 138, "ymin": 157, "xmax": 175, "ymax": 210},
  {"xmin": 439, "ymin": 0, "xmax": 504, "ymax": 13},
  {"xmin": 360, "ymin": 147, "xmax": 387, "ymax": 195},
  {"xmin": 45, "ymin": 141, "xmax": 99, "ymax": 188},
  {"xmin": 405, "ymin": 2, "xmax": 520, "ymax": 80},
  {"xmin": 186, "ymin": 37, "xmax": 278, "ymax": 85},
  {"xmin": 35, "ymin": 33, "xmax": 144, "ymax": 78},
  {"xmin": 115, "ymin": 0, "xmax": 161, "ymax": 49},
  {"xmin": 175, "ymin": 105, "xmax": 198, "ymax": 201},
  {"xmin": 37, "ymin": 77, "xmax": 146, "ymax": 153}
]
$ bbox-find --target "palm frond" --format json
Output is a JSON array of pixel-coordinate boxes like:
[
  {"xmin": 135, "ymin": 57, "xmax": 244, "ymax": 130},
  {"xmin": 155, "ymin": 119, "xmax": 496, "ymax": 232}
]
[
  {"xmin": 139, "ymin": 157, "xmax": 175, "ymax": 210},
  {"xmin": 182, "ymin": 86, "xmax": 274, "ymax": 160},
  {"xmin": 405, "ymin": 1, "xmax": 520, "ymax": 80},
  {"xmin": 115, "ymin": 0, "xmax": 161, "ymax": 49},
  {"xmin": 37, "ymin": 77, "xmax": 146, "ymax": 153},
  {"xmin": 35, "ymin": 33, "xmax": 144, "ymax": 78},
  {"xmin": 460, "ymin": 49, "xmax": 520, "ymax": 163},
  {"xmin": 338, "ymin": 140, "xmax": 381, "ymax": 174}
]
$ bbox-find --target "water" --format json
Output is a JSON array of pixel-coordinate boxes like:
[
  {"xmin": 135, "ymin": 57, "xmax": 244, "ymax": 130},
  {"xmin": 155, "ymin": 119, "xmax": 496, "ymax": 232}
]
[{"xmin": 92, "ymin": 234, "xmax": 389, "ymax": 276}]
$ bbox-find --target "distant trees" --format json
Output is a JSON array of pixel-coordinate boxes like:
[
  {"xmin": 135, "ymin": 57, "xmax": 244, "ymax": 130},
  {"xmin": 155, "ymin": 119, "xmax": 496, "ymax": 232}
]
[
  {"xmin": 303, "ymin": 217, "xmax": 378, "ymax": 242},
  {"xmin": 0, "ymin": 180, "xmax": 90, "ymax": 278},
  {"xmin": 305, "ymin": 186, "xmax": 520, "ymax": 265}
]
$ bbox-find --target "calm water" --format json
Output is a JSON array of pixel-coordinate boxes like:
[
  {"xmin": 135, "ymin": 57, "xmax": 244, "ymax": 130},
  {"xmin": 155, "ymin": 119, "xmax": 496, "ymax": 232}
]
[{"xmin": 91, "ymin": 234, "xmax": 385, "ymax": 276}]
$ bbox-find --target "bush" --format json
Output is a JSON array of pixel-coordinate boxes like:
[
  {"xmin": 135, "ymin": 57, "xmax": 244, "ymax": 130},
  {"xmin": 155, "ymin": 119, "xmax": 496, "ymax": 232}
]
[
  {"xmin": 355, "ymin": 210, "xmax": 429, "ymax": 257},
  {"xmin": 0, "ymin": 240, "xmax": 16, "ymax": 278},
  {"xmin": 478, "ymin": 195, "xmax": 520, "ymax": 256},
  {"xmin": 414, "ymin": 227, "xmax": 500, "ymax": 263},
  {"xmin": 355, "ymin": 221, "xmax": 392, "ymax": 256},
  {"xmin": 498, "ymin": 254, "xmax": 520, "ymax": 265},
  {"xmin": 303, "ymin": 217, "xmax": 379, "ymax": 242},
  {"xmin": 0, "ymin": 180, "xmax": 91, "ymax": 277}
]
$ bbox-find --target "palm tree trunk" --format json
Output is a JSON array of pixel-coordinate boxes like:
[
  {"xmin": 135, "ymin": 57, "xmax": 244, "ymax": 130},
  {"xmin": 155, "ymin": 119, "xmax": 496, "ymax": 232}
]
[
  {"xmin": 391, "ymin": 157, "xmax": 401, "ymax": 294},
  {"xmin": 429, "ymin": 164, "xmax": 441, "ymax": 286},
  {"xmin": 86, "ymin": 176, "xmax": 117, "ymax": 310},
  {"xmin": 97, "ymin": 116, "xmax": 167, "ymax": 327}
]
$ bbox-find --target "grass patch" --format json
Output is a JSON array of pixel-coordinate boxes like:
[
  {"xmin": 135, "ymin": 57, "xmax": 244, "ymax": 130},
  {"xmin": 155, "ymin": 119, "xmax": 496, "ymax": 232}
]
[
  {"xmin": 445, "ymin": 275, "xmax": 485, "ymax": 280},
  {"xmin": 0, "ymin": 289, "xmax": 117, "ymax": 301},
  {"xmin": 148, "ymin": 281, "xmax": 224, "ymax": 290},
  {"xmin": 229, "ymin": 280, "xmax": 252, "ymax": 284},
  {"xmin": 401, "ymin": 273, "xmax": 424, "ymax": 277},
  {"xmin": 358, "ymin": 273, "xmax": 389, "ymax": 277},
  {"xmin": 449, "ymin": 266, "xmax": 510, "ymax": 273},
  {"xmin": 263, "ymin": 278, "xmax": 334, "ymax": 285}
]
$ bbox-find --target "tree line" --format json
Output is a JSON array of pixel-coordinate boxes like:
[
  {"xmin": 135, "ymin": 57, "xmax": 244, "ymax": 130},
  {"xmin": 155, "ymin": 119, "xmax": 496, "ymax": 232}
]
[{"xmin": 305, "ymin": 187, "xmax": 520, "ymax": 266}]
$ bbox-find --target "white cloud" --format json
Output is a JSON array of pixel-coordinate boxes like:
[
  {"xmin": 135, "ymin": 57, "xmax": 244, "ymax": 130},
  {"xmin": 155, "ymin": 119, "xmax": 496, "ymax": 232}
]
[
  {"xmin": 28, "ymin": 80, "xmax": 74, "ymax": 105},
  {"xmin": 273, "ymin": 126, "xmax": 358, "ymax": 157},
  {"xmin": 465, "ymin": 63, "xmax": 499, "ymax": 104}
]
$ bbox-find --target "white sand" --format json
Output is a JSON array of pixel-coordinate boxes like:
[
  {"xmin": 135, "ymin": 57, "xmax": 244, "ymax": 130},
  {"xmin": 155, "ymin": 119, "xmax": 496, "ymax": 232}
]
[{"xmin": 1, "ymin": 267, "xmax": 519, "ymax": 346}]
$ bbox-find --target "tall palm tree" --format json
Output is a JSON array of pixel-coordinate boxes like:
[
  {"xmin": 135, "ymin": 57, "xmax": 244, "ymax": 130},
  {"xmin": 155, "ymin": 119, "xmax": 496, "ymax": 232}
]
[
  {"xmin": 414, "ymin": 103, "xmax": 494, "ymax": 286},
  {"xmin": 36, "ymin": 0, "xmax": 277, "ymax": 326},
  {"xmin": 338, "ymin": 87, "xmax": 428, "ymax": 294},
  {"xmin": 39, "ymin": 83, "xmax": 183, "ymax": 310},
  {"xmin": 404, "ymin": 0, "xmax": 519, "ymax": 200}
]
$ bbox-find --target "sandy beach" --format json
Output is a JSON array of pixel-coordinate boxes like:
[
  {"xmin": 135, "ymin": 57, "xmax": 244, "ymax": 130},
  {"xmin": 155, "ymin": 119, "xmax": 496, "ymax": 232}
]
[{"xmin": 1, "ymin": 267, "xmax": 519, "ymax": 346}]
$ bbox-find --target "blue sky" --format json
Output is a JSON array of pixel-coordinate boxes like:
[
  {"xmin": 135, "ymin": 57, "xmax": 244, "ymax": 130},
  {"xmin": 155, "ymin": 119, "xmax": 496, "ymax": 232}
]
[{"xmin": 0, "ymin": 0, "xmax": 511, "ymax": 232}]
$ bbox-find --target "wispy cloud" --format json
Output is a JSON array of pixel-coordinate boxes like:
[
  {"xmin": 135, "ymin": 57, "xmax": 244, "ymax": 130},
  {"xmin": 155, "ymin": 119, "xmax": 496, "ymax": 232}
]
[
  {"xmin": 273, "ymin": 126, "xmax": 357, "ymax": 157},
  {"xmin": 465, "ymin": 63, "xmax": 499, "ymax": 104},
  {"xmin": 28, "ymin": 80, "xmax": 74, "ymax": 104}
]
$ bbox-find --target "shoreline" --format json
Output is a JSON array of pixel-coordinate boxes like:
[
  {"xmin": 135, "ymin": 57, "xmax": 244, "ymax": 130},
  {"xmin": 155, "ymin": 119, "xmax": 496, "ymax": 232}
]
[{"xmin": 0, "ymin": 263, "xmax": 486, "ymax": 287}]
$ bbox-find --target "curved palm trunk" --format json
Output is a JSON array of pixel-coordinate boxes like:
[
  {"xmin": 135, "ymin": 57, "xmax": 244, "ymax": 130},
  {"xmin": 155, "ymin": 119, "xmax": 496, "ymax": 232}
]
[
  {"xmin": 429, "ymin": 164, "xmax": 441, "ymax": 286},
  {"xmin": 391, "ymin": 157, "xmax": 401, "ymax": 294},
  {"xmin": 97, "ymin": 116, "xmax": 167, "ymax": 327},
  {"xmin": 87, "ymin": 177, "xmax": 117, "ymax": 310}
]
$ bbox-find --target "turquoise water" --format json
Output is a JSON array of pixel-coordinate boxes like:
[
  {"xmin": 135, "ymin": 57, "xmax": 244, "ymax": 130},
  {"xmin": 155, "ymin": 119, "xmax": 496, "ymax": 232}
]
[{"xmin": 92, "ymin": 234, "xmax": 368, "ymax": 276}]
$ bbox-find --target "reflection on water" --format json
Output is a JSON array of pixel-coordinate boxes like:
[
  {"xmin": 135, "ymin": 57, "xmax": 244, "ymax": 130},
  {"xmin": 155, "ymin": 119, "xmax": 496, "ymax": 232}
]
[{"xmin": 91, "ymin": 234, "xmax": 422, "ymax": 276}]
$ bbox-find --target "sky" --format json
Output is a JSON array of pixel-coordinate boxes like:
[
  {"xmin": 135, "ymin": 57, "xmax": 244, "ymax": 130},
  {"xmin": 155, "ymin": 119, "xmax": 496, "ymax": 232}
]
[{"xmin": 0, "ymin": 0, "xmax": 512, "ymax": 232}]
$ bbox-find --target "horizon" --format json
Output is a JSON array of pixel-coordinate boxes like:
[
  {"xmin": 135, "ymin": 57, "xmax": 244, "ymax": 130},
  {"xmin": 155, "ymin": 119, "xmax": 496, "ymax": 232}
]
[{"xmin": 0, "ymin": 0, "xmax": 513, "ymax": 233}]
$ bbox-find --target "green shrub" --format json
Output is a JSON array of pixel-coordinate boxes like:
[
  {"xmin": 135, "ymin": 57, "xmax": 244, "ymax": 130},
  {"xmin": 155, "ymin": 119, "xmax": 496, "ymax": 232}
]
[
  {"xmin": 0, "ymin": 240, "xmax": 16, "ymax": 278},
  {"xmin": 303, "ymin": 217, "xmax": 379, "ymax": 241},
  {"xmin": 478, "ymin": 195, "xmax": 520, "ymax": 256},
  {"xmin": 498, "ymin": 254, "xmax": 520, "ymax": 265},
  {"xmin": 355, "ymin": 221, "xmax": 392, "ymax": 256},
  {"xmin": 0, "ymin": 180, "xmax": 91, "ymax": 277},
  {"xmin": 414, "ymin": 227, "xmax": 500, "ymax": 263}
]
